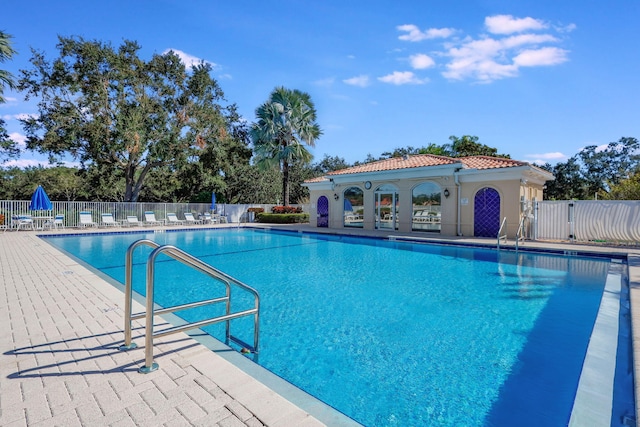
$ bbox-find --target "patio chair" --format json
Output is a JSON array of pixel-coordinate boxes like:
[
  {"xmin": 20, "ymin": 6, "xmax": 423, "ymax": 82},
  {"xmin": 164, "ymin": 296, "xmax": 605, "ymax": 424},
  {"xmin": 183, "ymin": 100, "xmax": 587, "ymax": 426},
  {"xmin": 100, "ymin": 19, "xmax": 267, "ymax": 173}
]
[
  {"xmin": 11, "ymin": 215, "xmax": 35, "ymax": 231},
  {"xmin": 78, "ymin": 211, "xmax": 97, "ymax": 228},
  {"xmin": 144, "ymin": 211, "xmax": 163, "ymax": 226},
  {"xmin": 203, "ymin": 212, "xmax": 213, "ymax": 224},
  {"xmin": 166, "ymin": 212, "xmax": 185, "ymax": 226},
  {"xmin": 100, "ymin": 213, "xmax": 120, "ymax": 228},
  {"xmin": 124, "ymin": 215, "xmax": 141, "ymax": 227},
  {"xmin": 184, "ymin": 212, "xmax": 203, "ymax": 225},
  {"xmin": 44, "ymin": 214, "xmax": 65, "ymax": 230}
]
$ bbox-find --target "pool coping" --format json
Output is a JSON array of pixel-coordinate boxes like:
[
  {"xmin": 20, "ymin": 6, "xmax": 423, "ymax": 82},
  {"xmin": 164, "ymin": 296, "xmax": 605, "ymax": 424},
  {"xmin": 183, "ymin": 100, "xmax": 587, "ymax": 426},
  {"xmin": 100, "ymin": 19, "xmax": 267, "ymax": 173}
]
[{"xmin": 3, "ymin": 223, "xmax": 639, "ymax": 426}]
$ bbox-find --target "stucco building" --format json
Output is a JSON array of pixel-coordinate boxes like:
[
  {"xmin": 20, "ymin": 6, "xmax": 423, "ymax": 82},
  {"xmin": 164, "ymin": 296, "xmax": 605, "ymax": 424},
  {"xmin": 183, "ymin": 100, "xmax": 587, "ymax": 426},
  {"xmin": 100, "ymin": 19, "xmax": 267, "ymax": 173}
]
[{"xmin": 303, "ymin": 154, "xmax": 554, "ymax": 239}]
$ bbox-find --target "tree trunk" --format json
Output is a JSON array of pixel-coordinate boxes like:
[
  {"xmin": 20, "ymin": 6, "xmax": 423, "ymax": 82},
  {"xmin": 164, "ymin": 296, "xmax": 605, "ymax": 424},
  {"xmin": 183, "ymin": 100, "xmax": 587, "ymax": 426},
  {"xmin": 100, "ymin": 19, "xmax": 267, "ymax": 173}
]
[{"xmin": 282, "ymin": 159, "xmax": 289, "ymax": 206}]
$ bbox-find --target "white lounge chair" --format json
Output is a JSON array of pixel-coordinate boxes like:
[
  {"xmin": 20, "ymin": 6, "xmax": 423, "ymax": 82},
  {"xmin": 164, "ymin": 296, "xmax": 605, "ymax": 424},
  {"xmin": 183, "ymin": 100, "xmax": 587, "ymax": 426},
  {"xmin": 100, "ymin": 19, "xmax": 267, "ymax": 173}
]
[
  {"xmin": 203, "ymin": 212, "xmax": 213, "ymax": 224},
  {"xmin": 144, "ymin": 211, "xmax": 163, "ymax": 226},
  {"xmin": 166, "ymin": 212, "xmax": 185, "ymax": 226},
  {"xmin": 79, "ymin": 211, "xmax": 97, "ymax": 228},
  {"xmin": 100, "ymin": 213, "xmax": 120, "ymax": 227},
  {"xmin": 184, "ymin": 212, "xmax": 203, "ymax": 225},
  {"xmin": 11, "ymin": 215, "xmax": 35, "ymax": 231},
  {"xmin": 124, "ymin": 215, "xmax": 141, "ymax": 227}
]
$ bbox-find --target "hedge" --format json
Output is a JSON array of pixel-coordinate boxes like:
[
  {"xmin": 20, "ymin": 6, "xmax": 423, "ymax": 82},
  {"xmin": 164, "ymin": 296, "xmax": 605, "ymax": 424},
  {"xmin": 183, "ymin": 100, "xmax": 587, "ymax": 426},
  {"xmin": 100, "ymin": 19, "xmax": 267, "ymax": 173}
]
[{"xmin": 256, "ymin": 213, "xmax": 309, "ymax": 224}]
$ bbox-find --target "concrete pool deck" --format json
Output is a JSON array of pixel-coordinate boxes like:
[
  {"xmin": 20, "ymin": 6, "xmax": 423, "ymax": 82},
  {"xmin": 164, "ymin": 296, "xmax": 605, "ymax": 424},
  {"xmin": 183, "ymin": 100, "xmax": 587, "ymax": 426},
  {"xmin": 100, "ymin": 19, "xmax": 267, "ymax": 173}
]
[{"xmin": 1, "ymin": 223, "xmax": 639, "ymax": 426}]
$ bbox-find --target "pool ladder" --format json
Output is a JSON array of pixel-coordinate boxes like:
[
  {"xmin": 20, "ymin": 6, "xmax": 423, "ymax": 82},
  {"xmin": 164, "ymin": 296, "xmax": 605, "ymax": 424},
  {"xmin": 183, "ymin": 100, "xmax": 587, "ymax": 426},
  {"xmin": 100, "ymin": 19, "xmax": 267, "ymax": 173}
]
[
  {"xmin": 120, "ymin": 239, "xmax": 260, "ymax": 373},
  {"xmin": 497, "ymin": 214, "xmax": 527, "ymax": 251}
]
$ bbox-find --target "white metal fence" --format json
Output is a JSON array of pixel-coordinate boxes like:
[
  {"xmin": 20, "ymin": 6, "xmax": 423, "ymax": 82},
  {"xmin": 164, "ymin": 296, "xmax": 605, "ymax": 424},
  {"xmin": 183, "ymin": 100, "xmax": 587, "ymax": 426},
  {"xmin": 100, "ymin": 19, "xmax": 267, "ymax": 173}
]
[
  {"xmin": 0, "ymin": 201, "xmax": 308, "ymax": 229},
  {"xmin": 536, "ymin": 200, "xmax": 640, "ymax": 245},
  {"xmin": 4, "ymin": 198, "xmax": 638, "ymax": 245}
]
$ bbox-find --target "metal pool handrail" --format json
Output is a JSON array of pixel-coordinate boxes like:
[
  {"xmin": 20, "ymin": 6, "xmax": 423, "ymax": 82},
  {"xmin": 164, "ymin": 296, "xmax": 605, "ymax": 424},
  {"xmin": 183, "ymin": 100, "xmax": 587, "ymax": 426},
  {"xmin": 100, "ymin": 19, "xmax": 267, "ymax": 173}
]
[
  {"xmin": 120, "ymin": 239, "xmax": 260, "ymax": 373},
  {"xmin": 515, "ymin": 213, "xmax": 527, "ymax": 251},
  {"xmin": 497, "ymin": 217, "xmax": 508, "ymax": 249}
]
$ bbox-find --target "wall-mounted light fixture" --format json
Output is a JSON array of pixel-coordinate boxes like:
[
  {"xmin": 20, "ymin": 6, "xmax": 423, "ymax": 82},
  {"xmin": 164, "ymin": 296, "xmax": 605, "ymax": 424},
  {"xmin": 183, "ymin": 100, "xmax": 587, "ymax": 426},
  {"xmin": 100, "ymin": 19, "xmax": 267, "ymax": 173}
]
[
  {"xmin": 334, "ymin": 193, "xmax": 339, "ymax": 200},
  {"xmin": 443, "ymin": 188, "xmax": 450, "ymax": 198}
]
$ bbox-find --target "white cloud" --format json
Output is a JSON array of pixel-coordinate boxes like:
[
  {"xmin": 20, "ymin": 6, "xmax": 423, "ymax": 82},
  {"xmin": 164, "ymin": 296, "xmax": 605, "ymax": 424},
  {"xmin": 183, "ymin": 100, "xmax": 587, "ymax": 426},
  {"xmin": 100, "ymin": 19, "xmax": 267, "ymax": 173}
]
[
  {"xmin": 441, "ymin": 22, "xmax": 570, "ymax": 82},
  {"xmin": 409, "ymin": 53, "xmax": 435, "ymax": 70},
  {"xmin": 526, "ymin": 152, "xmax": 568, "ymax": 165},
  {"xmin": 2, "ymin": 113, "xmax": 38, "ymax": 121},
  {"xmin": 162, "ymin": 49, "xmax": 217, "ymax": 69},
  {"xmin": 347, "ymin": 54, "xmax": 356, "ymax": 59},
  {"xmin": 378, "ymin": 71, "xmax": 426, "ymax": 85},
  {"xmin": 314, "ymin": 77, "xmax": 335, "ymax": 87},
  {"xmin": 527, "ymin": 152, "xmax": 567, "ymax": 160},
  {"xmin": 343, "ymin": 75, "xmax": 371, "ymax": 87},
  {"xmin": 1, "ymin": 158, "xmax": 80, "ymax": 168},
  {"xmin": 485, "ymin": 15, "xmax": 547, "ymax": 35},
  {"xmin": 514, "ymin": 47, "xmax": 569, "ymax": 67},
  {"xmin": 1, "ymin": 159, "xmax": 46, "ymax": 168},
  {"xmin": 556, "ymin": 23, "xmax": 577, "ymax": 33},
  {"xmin": 397, "ymin": 24, "xmax": 456, "ymax": 42},
  {"xmin": 502, "ymin": 33, "xmax": 558, "ymax": 49},
  {"xmin": 9, "ymin": 132, "xmax": 27, "ymax": 149}
]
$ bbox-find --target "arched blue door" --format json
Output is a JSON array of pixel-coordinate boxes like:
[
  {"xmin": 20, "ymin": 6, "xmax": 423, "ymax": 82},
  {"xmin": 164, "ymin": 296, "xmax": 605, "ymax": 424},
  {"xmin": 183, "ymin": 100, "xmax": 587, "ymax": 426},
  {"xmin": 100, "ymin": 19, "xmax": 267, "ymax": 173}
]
[
  {"xmin": 317, "ymin": 196, "xmax": 329, "ymax": 227},
  {"xmin": 474, "ymin": 188, "xmax": 500, "ymax": 237}
]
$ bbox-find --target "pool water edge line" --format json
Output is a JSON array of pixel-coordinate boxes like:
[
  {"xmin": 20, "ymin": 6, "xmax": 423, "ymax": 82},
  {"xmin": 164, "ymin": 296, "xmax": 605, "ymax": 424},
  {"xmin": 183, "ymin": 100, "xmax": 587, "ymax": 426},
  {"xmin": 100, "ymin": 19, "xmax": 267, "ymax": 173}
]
[
  {"xmin": 244, "ymin": 225, "xmax": 629, "ymax": 261},
  {"xmin": 568, "ymin": 264, "xmax": 623, "ymax": 426}
]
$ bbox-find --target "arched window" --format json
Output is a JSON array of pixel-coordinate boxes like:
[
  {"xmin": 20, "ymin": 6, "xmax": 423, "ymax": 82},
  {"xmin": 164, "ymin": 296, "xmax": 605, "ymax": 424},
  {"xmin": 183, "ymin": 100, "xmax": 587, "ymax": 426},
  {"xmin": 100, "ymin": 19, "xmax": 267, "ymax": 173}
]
[
  {"xmin": 343, "ymin": 187, "xmax": 363, "ymax": 228},
  {"xmin": 412, "ymin": 182, "xmax": 441, "ymax": 232}
]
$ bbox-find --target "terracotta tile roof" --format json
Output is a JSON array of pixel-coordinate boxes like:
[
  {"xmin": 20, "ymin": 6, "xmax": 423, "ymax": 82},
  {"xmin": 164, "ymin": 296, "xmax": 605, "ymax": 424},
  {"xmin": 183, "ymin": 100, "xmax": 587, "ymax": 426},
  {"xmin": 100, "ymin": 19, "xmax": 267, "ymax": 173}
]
[
  {"xmin": 304, "ymin": 154, "xmax": 544, "ymax": 184},
  {"xmin": 304, "ymin": 176, "xmax": 328, "ymax": 183},
  {"xmin": 325, "ymin": 154, "xmax": 460, "ymax": 175},
  {"xmin": 458, "ymin": 156, "xmax": 528, "ymax": 170}
]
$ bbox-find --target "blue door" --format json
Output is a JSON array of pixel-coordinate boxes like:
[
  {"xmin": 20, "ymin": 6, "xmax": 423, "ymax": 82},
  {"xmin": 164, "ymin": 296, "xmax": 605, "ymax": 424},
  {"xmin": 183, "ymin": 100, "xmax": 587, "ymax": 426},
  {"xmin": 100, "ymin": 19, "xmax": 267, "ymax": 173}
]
[
  {"xmin": 317, "ymin": 196, "xmax": 329, "ymax": 227},
  {"xmin": 474, "ymin": 188, "xmax": 500, "ymax": 237}
]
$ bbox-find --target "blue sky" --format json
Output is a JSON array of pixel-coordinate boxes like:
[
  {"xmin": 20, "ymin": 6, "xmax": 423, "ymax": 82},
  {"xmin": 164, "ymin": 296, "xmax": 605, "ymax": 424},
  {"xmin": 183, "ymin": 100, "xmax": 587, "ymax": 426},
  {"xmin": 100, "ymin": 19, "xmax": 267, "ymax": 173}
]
[{"xmin": 2, "ymin": 0, "xmax": 639, "ymax": 168}]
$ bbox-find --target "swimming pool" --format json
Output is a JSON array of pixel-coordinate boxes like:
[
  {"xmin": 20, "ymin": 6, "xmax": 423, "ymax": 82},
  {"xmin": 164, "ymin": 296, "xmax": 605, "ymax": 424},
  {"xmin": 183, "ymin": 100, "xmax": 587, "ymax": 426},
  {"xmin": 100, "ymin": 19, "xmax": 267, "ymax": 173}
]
[{"xmin": 43, "ymin": 228, "xmax": 633, "ymax": 426}]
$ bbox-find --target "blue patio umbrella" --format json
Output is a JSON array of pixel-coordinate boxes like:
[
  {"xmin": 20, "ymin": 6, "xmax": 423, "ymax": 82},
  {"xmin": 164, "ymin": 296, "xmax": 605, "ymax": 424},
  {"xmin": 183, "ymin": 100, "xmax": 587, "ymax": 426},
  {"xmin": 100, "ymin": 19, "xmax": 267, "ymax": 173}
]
[
  {"xmin": 29, "ymin": 185, "xmax": 53, "ymax": 211},
  {"xmin": 344, "ymin": 198, "xmax": 353, "ymax": 211},
  {"xmin": 210, "ymin": 192, "xmax": 216, "ymax": 213}
]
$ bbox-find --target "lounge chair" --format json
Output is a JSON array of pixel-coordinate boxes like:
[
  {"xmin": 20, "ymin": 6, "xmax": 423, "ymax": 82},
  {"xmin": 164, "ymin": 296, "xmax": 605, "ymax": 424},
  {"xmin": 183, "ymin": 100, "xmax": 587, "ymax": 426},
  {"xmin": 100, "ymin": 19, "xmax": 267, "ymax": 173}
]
[
  {"xmin": 124, "ymin": 215, "xmax": 141, "ymax": 227},
  {"xmin": 203, "ymin": 212, "xmax": 213, "ymax": 224},
  {"xmin": 11, "ymin": 215, "xmax": 35, "ymax": 231},
  {"xmin": 144, "ymin": 211, "xmax": 163, "ymax": 226},
  {"xmin": 184, "ymin": 212, "xmax": 203, "ymax": 225},
  {"xmin": 44, "ymin": 214, "xmax": 65, "ymax": 230},
  {"xmin": 100, "ymin": 213, "xmax": 120, "ymax": 227},
  {"xmin": 79, "ymin": 211, "xmax": 97, "ymax": 228},
  {"xmin": 166, "ymin": 212, "xmax": 185, "ymax": 226}
]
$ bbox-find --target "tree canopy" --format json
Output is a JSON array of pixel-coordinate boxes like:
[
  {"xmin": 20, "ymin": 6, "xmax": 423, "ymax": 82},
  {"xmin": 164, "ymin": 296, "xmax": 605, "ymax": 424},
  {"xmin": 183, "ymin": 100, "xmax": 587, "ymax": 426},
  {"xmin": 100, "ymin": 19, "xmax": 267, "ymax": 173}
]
[
  {"xmin": 251, "ymin": 86, "xmax": 322, "ymax": 206},
  {"xmin": 0, "ymin": 30, "xmax": 19, "ymax": 162},
  {"xmin": 358, "ymin": 135, "xmax": 509, "ymax": 164},
  {"xmin": 18, "ymin": 36, "xmax": 243, "ymax": 202},
  {"xmin": 540, "ymin": 137, "xmax": 640, "ymax": 200}
]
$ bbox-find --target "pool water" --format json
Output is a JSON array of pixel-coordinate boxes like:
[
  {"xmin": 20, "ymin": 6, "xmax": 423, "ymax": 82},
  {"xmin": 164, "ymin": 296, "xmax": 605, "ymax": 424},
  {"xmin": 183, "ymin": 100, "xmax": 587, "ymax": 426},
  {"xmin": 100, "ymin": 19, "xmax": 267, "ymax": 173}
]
[{"xmin": 44, "ymin": 228, "xmax": 629, "ymax": 426}]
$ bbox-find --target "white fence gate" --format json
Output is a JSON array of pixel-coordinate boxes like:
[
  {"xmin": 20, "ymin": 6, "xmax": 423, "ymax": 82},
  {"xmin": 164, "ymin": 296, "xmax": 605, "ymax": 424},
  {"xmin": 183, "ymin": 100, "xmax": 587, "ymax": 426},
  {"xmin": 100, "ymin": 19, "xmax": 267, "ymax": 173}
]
[{"xmin": 536, "ymin": 200, "xmax": 640, "ymax": 244}]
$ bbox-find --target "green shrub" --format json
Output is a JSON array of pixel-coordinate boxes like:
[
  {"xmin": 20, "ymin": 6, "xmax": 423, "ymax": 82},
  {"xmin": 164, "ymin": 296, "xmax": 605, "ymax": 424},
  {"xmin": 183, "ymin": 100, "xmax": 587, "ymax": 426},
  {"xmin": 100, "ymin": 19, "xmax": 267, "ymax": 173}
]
[{"xmin": 257, "ymin": 213, "xmax": 309, "ymax": 224}]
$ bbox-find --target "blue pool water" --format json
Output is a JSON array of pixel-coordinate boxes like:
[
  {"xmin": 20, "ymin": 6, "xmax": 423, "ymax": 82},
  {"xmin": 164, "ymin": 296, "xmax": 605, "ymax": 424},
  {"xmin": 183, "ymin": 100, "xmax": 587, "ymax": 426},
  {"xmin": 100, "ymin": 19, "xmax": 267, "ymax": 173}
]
[{"xmin": 44, "ymin": 228, "xmax": 629, "ymax": 426}]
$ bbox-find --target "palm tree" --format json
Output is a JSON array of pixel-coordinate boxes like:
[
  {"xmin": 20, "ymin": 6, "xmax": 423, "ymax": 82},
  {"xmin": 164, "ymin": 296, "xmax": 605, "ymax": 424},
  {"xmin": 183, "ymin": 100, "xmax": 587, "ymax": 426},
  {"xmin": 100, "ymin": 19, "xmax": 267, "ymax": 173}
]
[
  {"xmin": 0, "ymin": 30, "xmax": 17, "ymax": 103},
  {"xmin": 251, "ymin": 87, "xmax": 322, "ymax": 206}
]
